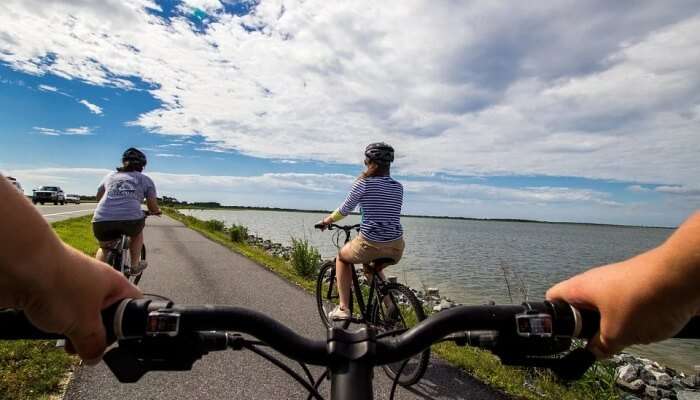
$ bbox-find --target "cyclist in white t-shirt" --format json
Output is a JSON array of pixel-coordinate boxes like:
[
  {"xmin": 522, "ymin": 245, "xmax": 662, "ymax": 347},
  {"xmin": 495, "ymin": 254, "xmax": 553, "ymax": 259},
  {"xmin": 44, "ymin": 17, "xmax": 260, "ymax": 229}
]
[{"xmin": 92, "ymin": 148, "xmax": 161, "ymax": 273}]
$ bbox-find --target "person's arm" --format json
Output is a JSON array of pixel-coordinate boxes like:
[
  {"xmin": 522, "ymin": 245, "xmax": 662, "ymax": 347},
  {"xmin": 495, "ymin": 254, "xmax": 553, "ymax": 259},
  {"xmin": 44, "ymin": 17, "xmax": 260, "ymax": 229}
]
[
  {"xmin": 95, "ymin": 175, "xmax": 108, "ymax": 202},
  {"xmin": 146, "ymin": 197, "xmax": 161, "ymax": 215},
  {"xmin": 318, "ymin": 180, "xmax": 364, "ymax": 227},
  {"xmin": 144, "ymin": 176, "xmax": 161, "ymax": 215},
  {"xmin": 96, "ymin": 186, "xmax": 105, "ymax": 202},
  {"xmin": 0, "ymin": 175, "xmax": 141, "ymax": 362},
  {"xmin": 547, "ymin": 211, "xmax": 700, "ymax": 358}
]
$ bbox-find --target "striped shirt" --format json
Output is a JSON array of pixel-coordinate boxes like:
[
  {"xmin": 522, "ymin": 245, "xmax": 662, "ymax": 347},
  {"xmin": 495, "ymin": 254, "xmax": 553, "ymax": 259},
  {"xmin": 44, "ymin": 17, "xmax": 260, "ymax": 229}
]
[{"xmin": 338, "ymin": 176, "xmax": 403, "ymax": 242}]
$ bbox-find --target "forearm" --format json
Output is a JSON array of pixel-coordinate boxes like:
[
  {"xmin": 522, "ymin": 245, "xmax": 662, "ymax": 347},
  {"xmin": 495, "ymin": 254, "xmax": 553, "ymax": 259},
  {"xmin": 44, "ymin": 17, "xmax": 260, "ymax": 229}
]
[
  {"xmin": 0, "ymin": 177, "xmax": 64, "ymax": 308},
  {"xmin": 146, "ymin": 197, "xmax": 160, "ymax": 213},
  {"xmin": 652, "ymin": 211, "xmax": 700, "ymax": 304},
  {"xmin": 322, "ymin": 209, "xmax": 345, "ymax": 224}
]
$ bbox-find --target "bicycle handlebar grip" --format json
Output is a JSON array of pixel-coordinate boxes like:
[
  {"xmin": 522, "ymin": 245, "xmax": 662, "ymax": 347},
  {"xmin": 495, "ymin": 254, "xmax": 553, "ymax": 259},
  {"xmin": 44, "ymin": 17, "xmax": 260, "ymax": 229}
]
[
  {"xmin": 0, "ymin": 301, "xmax": 122, "ymax": 341},
  {"xmin": 567, "ymin": 306, "xmax": 700, "ymax": 340},
  {"xmin": 576, "ymin": 308, "xmax": 600, "ymax": 340},
  {"xmin": 0, "ymin": 309, "xmax": 62, "ymax": 340}
]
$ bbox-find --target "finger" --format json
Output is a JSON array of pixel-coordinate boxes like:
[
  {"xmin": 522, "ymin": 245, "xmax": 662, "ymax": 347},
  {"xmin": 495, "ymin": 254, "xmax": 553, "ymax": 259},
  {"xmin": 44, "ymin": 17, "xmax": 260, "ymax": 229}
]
[
  {"xmin": 586, "ymin": 331, "xmax": 621, "ymax": 360},
  {"xmin": 545, "ymin": 278, "xmax": 581, "ymax": 304},
  {"xmin": 66, "ymin": 317, "xmax": 107, "ymax": 364},
  {"xmin": 101, "ymin": 265, "xmax": 143, "ymax": 304}
]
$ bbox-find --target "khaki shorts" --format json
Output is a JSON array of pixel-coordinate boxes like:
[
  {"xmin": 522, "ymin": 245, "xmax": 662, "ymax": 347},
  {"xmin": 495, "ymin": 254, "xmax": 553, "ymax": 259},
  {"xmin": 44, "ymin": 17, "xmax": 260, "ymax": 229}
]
[{"xmin": 343, "ymin": 234, "xmax": 405, "ymax": 266}]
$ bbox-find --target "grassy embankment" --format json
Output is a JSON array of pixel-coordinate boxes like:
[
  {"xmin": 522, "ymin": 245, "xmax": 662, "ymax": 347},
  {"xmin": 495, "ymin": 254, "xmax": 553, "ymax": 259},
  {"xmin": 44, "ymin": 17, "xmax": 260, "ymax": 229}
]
[
  {"xmin": 164, "ymin": 207, "xmax": 621, "ymax": 400},
  {"xmin": 1, "ymin": 215, "xmax": 97, "ymax": 400}
]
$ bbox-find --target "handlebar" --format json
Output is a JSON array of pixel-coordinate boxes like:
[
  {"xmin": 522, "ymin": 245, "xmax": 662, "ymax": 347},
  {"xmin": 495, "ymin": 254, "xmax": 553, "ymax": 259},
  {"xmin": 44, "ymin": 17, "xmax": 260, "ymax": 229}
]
[
  {"xmin": 2, "ymin": 299, "xmax": 699, "ymax": 384},
  {"xmin": 314, "ymin": 223, "xmax": 360, "ymax": 231}
]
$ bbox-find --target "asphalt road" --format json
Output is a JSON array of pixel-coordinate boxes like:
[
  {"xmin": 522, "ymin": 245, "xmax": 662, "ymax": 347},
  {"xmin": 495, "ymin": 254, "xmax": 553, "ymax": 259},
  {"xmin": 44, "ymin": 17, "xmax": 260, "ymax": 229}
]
[
  {"xmin": 36, "ymin": 203, "xmax": 97, "ymax": 222},
  {"xmin": 63, "ymin": 216, "xmax": 508, "ymax": 400}
]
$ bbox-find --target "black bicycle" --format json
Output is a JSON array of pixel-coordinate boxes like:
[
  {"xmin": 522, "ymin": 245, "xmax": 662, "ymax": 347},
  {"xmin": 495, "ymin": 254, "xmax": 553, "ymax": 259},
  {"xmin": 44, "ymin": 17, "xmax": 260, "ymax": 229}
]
[
  {"xmin": 314, "ymin": 223, "xmax": 429, "ymax": 386},
  {"xmin": 3, "ymin": 298, "xmax": 699, "ymax": 400},
  {"xmin": 103, "ymin": 211, "xmax": 156, "ymax": 285}
]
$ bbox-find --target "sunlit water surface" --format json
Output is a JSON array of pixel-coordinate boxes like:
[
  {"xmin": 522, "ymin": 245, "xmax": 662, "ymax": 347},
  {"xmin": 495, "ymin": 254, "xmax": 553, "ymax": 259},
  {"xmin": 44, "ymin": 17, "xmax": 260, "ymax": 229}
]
[{"xmin": 181, "ymin": 209, "xmax": 698, "ymax": 372}]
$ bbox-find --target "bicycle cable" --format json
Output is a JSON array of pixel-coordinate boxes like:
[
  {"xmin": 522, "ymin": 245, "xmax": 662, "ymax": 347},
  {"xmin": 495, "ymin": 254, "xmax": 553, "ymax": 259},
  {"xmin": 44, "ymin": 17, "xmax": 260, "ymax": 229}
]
[
  {"xmin": 389, "ymin": 359, "xmax": 410, "ymax": 400},
  {"xmin": 142, "ymin": 293, "xmax": 173, "ymax": 302}
]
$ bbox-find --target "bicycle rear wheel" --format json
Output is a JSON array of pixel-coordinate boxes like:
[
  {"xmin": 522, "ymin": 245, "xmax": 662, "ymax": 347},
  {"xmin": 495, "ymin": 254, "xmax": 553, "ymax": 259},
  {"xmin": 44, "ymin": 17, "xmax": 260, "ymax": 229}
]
[
  {"xmin": 105, "ymin": 247, "xmax": 121, "ymax": 273},
  {"xmin": 374, "ymin": 282, "xmax": 430, "ymax": 386},
  {"xmin": 131, "ymin": 244, "xmax": 146, "ymax": 286},
  {"xmin": 315, "ymin": 260, "xmax": 338, "ymax": 328}
]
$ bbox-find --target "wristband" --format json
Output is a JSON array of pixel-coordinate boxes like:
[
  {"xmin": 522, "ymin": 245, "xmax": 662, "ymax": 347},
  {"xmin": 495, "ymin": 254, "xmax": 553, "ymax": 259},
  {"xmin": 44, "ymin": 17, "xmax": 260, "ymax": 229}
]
[{"xmin": 330, "ymin": 209, "xmax": 344, "ymax": 222}]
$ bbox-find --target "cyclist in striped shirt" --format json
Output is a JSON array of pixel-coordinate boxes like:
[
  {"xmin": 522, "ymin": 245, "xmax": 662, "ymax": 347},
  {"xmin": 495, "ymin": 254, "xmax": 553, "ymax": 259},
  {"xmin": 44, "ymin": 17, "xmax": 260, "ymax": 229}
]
[{"xmin": 317, "ymin": 143, "xmax": 405, "ymax": 320}]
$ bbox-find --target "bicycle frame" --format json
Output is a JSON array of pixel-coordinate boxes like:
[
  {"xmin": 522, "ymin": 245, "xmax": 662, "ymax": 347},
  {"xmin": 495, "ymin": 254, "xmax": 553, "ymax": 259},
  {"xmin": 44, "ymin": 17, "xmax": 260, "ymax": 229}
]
[
  {"xmin": 103, "ymin": 235, "xmax": 130, "ymax": 273},
  {"xmin": 325, "ymin": 224, "xmax": 394, "ymax": 326}
]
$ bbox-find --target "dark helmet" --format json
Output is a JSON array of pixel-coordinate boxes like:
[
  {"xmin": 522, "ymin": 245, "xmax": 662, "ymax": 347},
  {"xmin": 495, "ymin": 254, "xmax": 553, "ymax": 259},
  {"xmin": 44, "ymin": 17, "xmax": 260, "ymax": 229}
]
[
  {"xmin": 122, "ymin": 147, "xmax": 147, "ymax": 167},
  {"xmin": 364, "ymin": 142, "xmax": 394, "ymax": 164}
]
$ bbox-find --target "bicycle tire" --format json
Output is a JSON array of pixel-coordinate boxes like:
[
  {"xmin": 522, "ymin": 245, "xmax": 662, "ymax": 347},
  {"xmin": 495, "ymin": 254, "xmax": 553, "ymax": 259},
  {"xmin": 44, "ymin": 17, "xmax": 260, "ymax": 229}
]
[
  {"xmin": 106, "ymin": 248, "xmax": 120, "ymax": 272},
  {"xmin": 131, "ymin": 244, "xmax": 146, "ymax": 286},
  {"xmin": 375, "ymin": 282, "xmax": 430, "ymax": 386},
  {"xmin": 315, "ymin": 260, "xmax": 338, "ymax": 328}
]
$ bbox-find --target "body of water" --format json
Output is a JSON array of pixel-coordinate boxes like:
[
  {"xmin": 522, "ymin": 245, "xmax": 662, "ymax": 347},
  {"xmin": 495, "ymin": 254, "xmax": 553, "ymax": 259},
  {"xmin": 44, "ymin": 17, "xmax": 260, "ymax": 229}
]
[{"xmin": 181, "ymin": 209, "xmax": 698, "ymax": 372}]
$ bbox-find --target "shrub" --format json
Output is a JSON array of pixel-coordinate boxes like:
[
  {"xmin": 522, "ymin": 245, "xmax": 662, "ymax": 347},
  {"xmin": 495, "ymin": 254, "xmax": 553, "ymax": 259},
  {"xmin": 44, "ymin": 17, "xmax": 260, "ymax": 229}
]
[
  {"xmin": 229, "ymin": 224, "xmax": 249, "ymax": 242},
  {"xmin": 290, "ymin": 237, "xmax": 322, "ymax": 279},
  {"xmin": 204, "ymin": 219, "xmax": 226, "ymax": 232}
]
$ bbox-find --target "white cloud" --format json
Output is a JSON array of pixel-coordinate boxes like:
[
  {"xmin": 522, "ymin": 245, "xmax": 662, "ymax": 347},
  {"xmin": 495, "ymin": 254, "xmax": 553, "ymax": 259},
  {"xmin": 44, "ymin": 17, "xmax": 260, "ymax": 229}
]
[
  {"xmin": 155, "ymin": 153, "xmax": 184, "ymax": 158},
  {"xmin": 64, "ymin": 126, "xmax": 92, "ymax": 135},
  {"xmin": 6, "ymin": 166, "xmax": 695, "ymax": 225},
  {"xmin": 1, "ymin": 1, "xmax": 699, "ymax": 188},
  {"xmin": 33, "ymin": 126, "xmax": 93, "ymax": 136},
  {"xmin": 627, "ymin": 185, "xmax": 651, "ymax": 193},
  {"xmin": 5, "ymin": 166, "xmax": 622, "ymax": 206},
  {"xmin": 79, "ymin": 99, "xmax": 103, "ymax": 115},
  {"xmin": 180, "ymin": 0, "xmax": 223, "ymax": 12},
  {"xmin": 402, "ymin": 181, "xmax": 622, "ymax": 207},
  {"xmin": 37, "ymin": 84, "xmax": 58, "ymax": 92},
  {"xmin": 654, "ymin": 185, "xmax": 700, "ymax": 196}
]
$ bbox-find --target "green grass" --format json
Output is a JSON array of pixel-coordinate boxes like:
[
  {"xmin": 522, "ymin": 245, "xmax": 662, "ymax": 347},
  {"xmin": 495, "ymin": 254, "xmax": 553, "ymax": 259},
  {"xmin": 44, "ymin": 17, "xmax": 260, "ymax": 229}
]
[
  {"xmin": 290, "ymin": 237, "xmax": 322, "ymax": 279},
  {"xmin": 1, "ymin": 215, "xmax": 97, "ymax": 400},
  {"xmin": 229, "ymin": 224, "xmax": 249, "ymax": 243},
  {"xmin": 165, "ymin": 207, "xmax": 623, "ymax": 400}
]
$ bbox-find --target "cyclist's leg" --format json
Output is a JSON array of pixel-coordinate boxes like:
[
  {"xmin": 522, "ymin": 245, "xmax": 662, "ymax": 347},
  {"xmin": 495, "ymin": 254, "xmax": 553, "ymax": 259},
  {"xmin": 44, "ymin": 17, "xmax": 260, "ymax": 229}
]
[
  {"xmin": 336, "ymin": 234, "xmax": 378, "ymax": 311},
  {"xmin": 129, "ymin": 231, "xmax": 144, "ymax": 267},
  {"xmin": 369, "ymin": 237, "xmax": 406, "ymax": 308},
  {"xmin": 92, "ymin": 221, "xmax": 120, "ymax": 262},
  {"xmin": 335, "ymin": 245, "xmax": 354, "ymax": 310},
  {"xmin": 96, "ymin": 247, "xmax": 107, "ymax": 262},
  {"xmin": 124, "ymin": 218, "xmax": 146, "ymax": 269}
]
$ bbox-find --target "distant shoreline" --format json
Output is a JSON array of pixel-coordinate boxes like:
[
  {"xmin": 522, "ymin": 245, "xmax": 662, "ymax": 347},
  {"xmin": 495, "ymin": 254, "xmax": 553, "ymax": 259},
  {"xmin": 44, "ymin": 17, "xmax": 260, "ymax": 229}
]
[{"xmin": 173, "ymin": 204, "xmax": 676, "ymax": 230}]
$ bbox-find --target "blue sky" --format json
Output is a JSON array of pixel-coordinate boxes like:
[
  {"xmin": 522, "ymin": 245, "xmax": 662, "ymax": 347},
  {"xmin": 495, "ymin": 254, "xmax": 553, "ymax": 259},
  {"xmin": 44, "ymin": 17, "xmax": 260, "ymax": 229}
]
[{"xmin": 1, "ymin": 0, "xmax": 699, "ymax": 227}]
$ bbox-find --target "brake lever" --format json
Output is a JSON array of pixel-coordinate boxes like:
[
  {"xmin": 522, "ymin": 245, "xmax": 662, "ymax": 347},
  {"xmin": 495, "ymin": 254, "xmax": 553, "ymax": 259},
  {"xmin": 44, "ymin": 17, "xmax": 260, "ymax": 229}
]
[
  {"xmin": 498, "ymin": 347, "xmax": 596, "ymax": 381},
  {"xmin": 550, "ymin": 348, "xmax": 597, "ymax": 380},
  {"xmin": 104, "ymin": 332, "xmax": 228, "ymax": 383}
]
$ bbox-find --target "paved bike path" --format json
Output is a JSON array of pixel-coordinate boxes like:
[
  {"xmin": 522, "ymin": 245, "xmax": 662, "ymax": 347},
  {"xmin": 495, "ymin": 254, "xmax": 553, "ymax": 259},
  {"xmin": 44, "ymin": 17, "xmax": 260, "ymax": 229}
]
[{"xmin": 64, "ymin": 215, "xmax": 508, "ymax": 400}]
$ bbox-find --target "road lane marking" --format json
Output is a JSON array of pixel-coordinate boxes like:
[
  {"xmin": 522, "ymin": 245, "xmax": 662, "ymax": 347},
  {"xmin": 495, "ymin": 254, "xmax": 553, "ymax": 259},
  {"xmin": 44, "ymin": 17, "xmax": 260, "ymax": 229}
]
[{"xmin": 42, "ymin": 209, "xmax": 95, "ymax": 217}]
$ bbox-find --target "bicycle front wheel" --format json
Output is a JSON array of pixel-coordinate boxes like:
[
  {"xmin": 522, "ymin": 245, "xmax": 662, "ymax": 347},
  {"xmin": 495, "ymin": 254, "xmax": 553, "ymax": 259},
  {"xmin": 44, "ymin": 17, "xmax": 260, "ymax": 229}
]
[
  {"xmin": 315, "ymin": 260, "xmax": 338, "ymax": 328},
  {"xmin": 375, "ymin": 283, "xmax": 430, "ymax": 386}
]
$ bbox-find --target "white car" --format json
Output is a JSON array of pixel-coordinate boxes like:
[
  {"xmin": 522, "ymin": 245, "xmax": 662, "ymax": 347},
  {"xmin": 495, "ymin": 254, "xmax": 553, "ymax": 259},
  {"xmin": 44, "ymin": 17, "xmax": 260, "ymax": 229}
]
[
  {"xmin": 6, "ymin": 176, "xmax": 23, "ymax": 195},
  {"xmin": 65, "ymin": 194, "xmax": 81, "ymax": 204}
]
